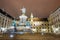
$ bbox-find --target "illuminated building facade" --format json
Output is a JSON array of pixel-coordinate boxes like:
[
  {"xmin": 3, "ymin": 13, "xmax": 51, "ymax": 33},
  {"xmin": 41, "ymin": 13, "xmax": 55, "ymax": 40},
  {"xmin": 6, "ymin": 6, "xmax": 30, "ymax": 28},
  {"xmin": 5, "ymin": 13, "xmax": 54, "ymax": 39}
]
[
  {"xmin": 48, "ymin": 8, "xmax": 60, "ymax": 34},
  {"xmin": 0, "ymin": 9, "xmax": 13, "ymax": 28}
]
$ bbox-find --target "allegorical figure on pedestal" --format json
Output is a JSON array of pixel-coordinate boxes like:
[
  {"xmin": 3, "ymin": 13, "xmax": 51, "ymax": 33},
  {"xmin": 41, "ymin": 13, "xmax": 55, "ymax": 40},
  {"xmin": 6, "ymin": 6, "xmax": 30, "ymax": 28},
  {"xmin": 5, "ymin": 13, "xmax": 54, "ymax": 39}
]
[{"xmin": 19, "ymin": 7, "xmax": 28, "ymax": 25}]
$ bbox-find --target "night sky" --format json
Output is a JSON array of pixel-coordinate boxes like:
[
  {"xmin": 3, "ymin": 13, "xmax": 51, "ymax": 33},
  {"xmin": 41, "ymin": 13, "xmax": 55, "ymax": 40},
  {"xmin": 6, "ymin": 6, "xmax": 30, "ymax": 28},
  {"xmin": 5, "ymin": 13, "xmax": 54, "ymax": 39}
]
[{"xmin": 0, "ymin": 0, "xmax": 60, "ymax": 18}]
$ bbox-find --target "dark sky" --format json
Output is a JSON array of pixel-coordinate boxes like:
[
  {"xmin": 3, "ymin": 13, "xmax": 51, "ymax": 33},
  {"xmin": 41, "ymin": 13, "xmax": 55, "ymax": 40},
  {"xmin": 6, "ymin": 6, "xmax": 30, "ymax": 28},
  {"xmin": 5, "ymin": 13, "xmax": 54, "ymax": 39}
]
[{"xmin": 0, "ymin": 0, "xmax": 60, "ymax": 18}]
